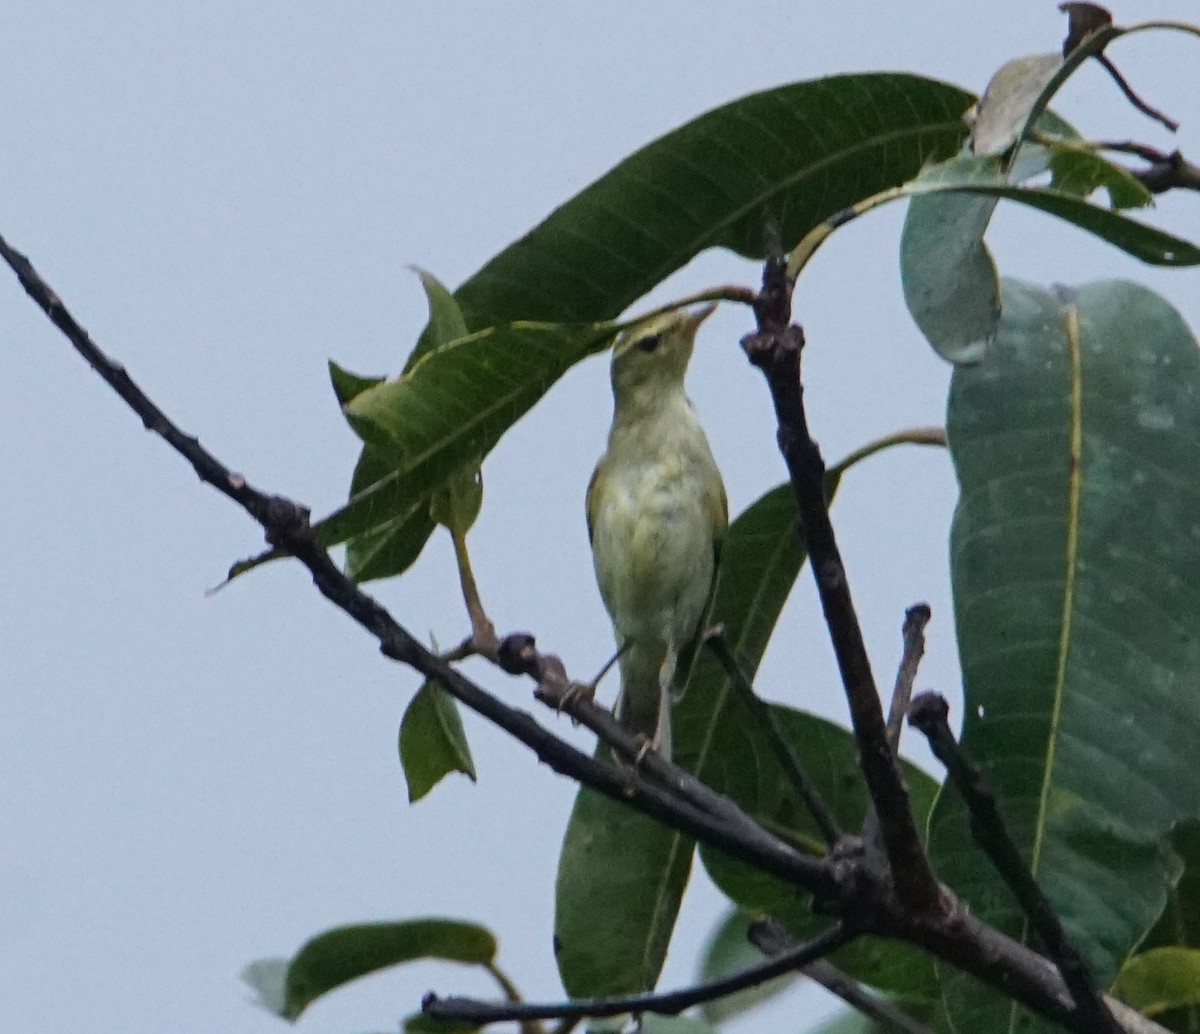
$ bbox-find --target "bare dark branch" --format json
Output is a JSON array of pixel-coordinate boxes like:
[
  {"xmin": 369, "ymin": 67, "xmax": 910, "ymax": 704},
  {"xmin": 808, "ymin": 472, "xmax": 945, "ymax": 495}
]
[
  {"xmin": 741, "ymin": 255, "xmax": 943, "ymax": 915},
  {"xmin": 908, "ymin": 692, "xmax": 1123, "ymax": 1034},
  {"xmin": 749, "ymin": 917, "xmax": 935, "ymax": 1034},
  {"xmin": 1096, "ymin": 54, "xmax": 1180, "ymax": 134},
  {"xmin": 423, "ymin": 925, "xmax": 853, "ymax": 1024},
  {"xmin": 886, "ymin": 603, "xmax": 931, "ymax": 750}
]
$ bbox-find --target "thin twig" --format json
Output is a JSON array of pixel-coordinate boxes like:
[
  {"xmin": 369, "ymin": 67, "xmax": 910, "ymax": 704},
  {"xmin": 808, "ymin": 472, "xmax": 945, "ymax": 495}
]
[
  {"xmin": 886, "ymin": 604, "xmax": 931, "ymax": 751},
  {"xmin": 422, "ymin": 925, "xmax": 854, "ymax": 1024},
  {"xmin": 741, "ymin": 255, "xmax": 943, "ymax": 915},
  {"xmin": 907, "ymin": 692, "xmax": 1123, "ymax": 1034},
  {"xmin": 1096, "ymin": 54, "xmax": 1179, "ymax": 134},
  {"xmin": 705, "ymin": 628, "xmax": 844, "ymax": 847},
  {"xmin": 749, "ymin": 918, "xmax": 935, "ymax": 1034}
]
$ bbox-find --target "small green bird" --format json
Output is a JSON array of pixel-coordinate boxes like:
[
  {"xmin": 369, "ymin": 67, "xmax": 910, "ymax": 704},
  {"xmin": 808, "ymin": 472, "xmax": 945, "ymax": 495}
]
[{"xmin": 586, "ymin": 304, "xmax": 728, "ymax": 761}]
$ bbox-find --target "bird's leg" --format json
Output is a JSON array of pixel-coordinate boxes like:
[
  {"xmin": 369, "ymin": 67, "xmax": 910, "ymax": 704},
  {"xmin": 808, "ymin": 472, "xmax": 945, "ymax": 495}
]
[
  {"xmin": 562, "ymin": 640, "xmax": 629, "ymax": 710},
  {"xmin": 648, "ymin": 647, "xmax": 678, "ymax": 762}
]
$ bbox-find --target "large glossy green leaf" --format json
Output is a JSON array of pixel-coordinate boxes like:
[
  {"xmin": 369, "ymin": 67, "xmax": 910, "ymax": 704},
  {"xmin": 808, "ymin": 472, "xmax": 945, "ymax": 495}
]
[
  {"xmin": 932, "ymin": 279, "xmax": 1200, "ymax": 1033},
  {"xmin": 326, "ymin": 75, "xmax": 973, "ymax": 566},
  {"xmin": 443, "ymin": 75, "xmax": 972, "ymax": 336},
  {"xmin": 243, "ymin": 919, "xmax": 496, "ymax": 1021},
  {"xmin": 319, "ymin": 322, "xmax": 613, "ymax": 564},
  {"xmin": 554, "ymin": 776, "xmax": 695, "ymax": 998}
]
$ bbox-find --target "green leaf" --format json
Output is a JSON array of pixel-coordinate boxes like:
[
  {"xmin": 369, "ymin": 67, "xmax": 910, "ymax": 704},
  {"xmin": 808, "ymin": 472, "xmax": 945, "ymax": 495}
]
[
  {"xmin": 903, "ymin": 154, "xmax": 1200, "ymax": 266},
  {"xmin": 697, "ymin": 704, "xmax": 940, "ymax": 1002},
  {"xmin": 410, "ymin": 267, "xmax": 469, "ymax": 372},
  {"xmin": 1047, "ymin": 145, "xmax": 1153, "ymax": 210},
  {"xmin": 697, "ymin": 908, "xmax": 797, "ymax": 1024},
  {"xmin": 441, "ymin": 75, "xmax": 972, "ymax": 338},
  {"xmin": 243, "ymin": 919, "xmax": 497, "ymax": 1021},
  {"xmin": 1113, "ymin": 947, "xmax": 1200, "ymax": 1020},
  {"xmin": 1141, "ymin": 822, "xmax": 1200, "ymax": 1033},
  {"xmin": 343, "ymin": 443, "xmax": 439, "ymax": 582},
  {"xmin": 399, "ymin": 681, "xmax": 477, "ymax": 803},
  {"xmin": 326, "ymin": 360, "xmax": 440, "ymax": 582},
  {"xmin": 319, "ymin": 322, "xmax": 613, "ymax": 568},
  {"xmin": 1146, "ymin": 821, "xmax": 1200, "ymax": 952},
  {"xmin": 968, "ymin": 52, "xmax": 1063, "ymax": 156},
  {"xmin": 415, "ymin": 269, "xmax": 485, "ymax": 539},
  {"xmin": 553, "ymin": 430, "xmax": 943, "ymax": 1000},
  {"xmin": 428, "ymin": 463, "xmax": 483, "ymax": 538},
  {"xmin": 932, "ymin": 279, "xmax": 1200, "ymax": 1032},
  {"xmin": 329, "ymin": 360, "xmax": 385, "ymax": 406},
  {"xmin": 901, "ymin": 182, "xmax": 1000, "ymax": 365},
  {"xmin": 554, "ymin": 780, "xmax": 695, "ymax": 998},
  {"xmin": 899, "ymin": 137, "xmax": 1144, "ymax": 365}
]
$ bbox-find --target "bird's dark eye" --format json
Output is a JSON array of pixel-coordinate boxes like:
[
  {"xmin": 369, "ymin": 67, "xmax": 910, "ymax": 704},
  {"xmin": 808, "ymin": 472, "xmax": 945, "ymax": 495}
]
[{"xmin": 637, "ymin": 333, "xmax": 662, "ymax": 353}]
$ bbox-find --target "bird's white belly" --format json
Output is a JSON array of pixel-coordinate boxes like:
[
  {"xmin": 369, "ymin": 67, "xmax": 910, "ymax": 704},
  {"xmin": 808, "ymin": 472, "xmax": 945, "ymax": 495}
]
[{"xmin": 592, "ymin": 460, "xmax": 715, "ymax": 648}]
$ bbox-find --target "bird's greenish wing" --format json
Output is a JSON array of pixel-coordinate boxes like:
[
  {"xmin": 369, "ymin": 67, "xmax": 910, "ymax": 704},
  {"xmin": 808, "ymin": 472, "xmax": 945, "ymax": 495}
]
[{"xmin": 584, "ymin": 459, "xmax": 604, "ymax": 545}]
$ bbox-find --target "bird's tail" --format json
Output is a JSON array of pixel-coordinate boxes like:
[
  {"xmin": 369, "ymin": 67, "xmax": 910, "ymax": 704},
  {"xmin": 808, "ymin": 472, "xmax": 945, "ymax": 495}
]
[{"xmin": 616, "ymin": 639, "xmax": 674, "ymax": 760}]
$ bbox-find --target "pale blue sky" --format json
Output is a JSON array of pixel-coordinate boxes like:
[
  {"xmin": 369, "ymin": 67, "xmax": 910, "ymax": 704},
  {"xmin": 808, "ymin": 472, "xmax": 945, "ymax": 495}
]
[{"xmin": 3, "ymin": 3, "xmax": 1199, "ymax": 1032}]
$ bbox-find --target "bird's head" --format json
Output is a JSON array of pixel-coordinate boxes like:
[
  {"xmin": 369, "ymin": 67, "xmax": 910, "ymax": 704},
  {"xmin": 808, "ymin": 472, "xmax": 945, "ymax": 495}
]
[{"xmin": 609, "ymin": 303, "xmax": 716, "ymax": 403}]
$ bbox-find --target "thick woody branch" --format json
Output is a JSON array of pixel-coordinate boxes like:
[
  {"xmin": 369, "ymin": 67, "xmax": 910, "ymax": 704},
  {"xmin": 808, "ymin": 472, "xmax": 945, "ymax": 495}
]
[
  {"xmin": 741, "ymin": 255, "xmax": 942, "ymax": 915},
  {"xmin": 0, "ymin": 229, "xmax": 836, "ymax": 902},
  {"xmin": 423, "ymin": 925, "xmax": 853, "ymax": 1024},
  {"xmin": 908, "ymin": 692, "xmax": 1123, "ymax": 1034}
]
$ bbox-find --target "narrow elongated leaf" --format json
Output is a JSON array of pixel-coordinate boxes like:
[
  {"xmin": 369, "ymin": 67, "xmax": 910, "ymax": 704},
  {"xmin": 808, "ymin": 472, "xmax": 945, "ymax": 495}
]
[
  {"xmin": 327, "ymin": 361, "xmax": 441, "ymax": 582},
  {"xmin": 399, "ymin": 681, "xmax": 477, "ymax": 802},
  {"xmin": 1113, "ymin": 947, "xmax": 1200, "ymax": 1019},
  {"xmin": 1140, "ymin": 822, "xmax": 1200, "ymax": 1033},
  {"xmin": 319, "ymin": 322, "xmax": 613, "ymax": 560},
  {"xmin": 243, "ymin": 919, "xmax": 496, "ymax": 1021},
  {"xmin": 554, "ymin": 778, "xmax": 695, "ymax": 998},
  {"xmin": 932, "ymin": 279, "xmax": 1200, "ymax": 1033},
  {"xmin": 443, "ymin": 75, "xmax": 973, "ymax": 337},
  {"xmin": 905, "ymin": 155, "xmax": 1200, "ymax": 266},
  {"xmin": 697, "ymin": 908, "xmax": 798, "ymax": 1023}
]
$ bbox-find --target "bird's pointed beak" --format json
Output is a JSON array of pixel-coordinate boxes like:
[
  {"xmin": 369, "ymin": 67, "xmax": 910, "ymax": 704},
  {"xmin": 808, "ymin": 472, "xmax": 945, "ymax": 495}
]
[{"xmin": 684, "ymin": 302, "xmax": 718, "ymax": 333}]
